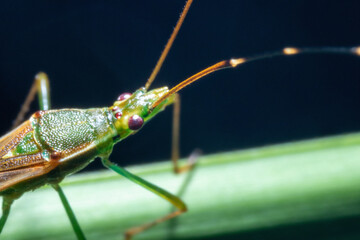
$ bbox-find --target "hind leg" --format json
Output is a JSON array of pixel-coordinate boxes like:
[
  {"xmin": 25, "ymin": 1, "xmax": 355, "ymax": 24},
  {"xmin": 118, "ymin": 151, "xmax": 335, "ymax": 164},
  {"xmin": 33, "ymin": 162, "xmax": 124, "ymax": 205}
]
[
  {"xmin": 0, "ymin": 197, "xmax": 14, "ymax": 234},
  {"xmin": 52, "ymin": 184, "xmax": 86, "ymax": 240},
  {"xmin": 12, "ymin": 72, "xmax": 51, "ymax": 128}
]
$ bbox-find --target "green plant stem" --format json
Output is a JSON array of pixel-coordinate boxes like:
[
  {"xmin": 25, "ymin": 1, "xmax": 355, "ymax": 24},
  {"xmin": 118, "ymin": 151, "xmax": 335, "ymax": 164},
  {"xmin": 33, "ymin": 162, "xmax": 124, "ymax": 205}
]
[{"xmin": 3, "ymin": 133, "xmax": 360, "ymax": 240}]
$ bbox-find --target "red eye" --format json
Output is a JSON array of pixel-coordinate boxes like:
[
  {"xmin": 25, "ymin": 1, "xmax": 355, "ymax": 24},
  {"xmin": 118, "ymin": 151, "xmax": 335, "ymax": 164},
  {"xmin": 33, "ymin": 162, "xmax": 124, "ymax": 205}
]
[
  {"xmin": 115, "ymin": 112, "xmax": 123, "ymax": 119},
  {"xmin": 112, "ymin": 106, "xmax": 122, "ymax": 119},
  {"xmin": 128, "ymin": 115, "xmax": 144, "ymax": 130},
  {"xmin": 117, "ymin": 92, "xmax": 132, "ymax": 101}
]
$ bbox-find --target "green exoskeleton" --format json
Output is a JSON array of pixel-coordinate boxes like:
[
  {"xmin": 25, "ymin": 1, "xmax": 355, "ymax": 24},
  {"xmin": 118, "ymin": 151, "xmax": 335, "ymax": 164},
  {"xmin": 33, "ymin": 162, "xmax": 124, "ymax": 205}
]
[{"xmin": 1, "ymin": 0, "xmax": 359, "ymax": 239}]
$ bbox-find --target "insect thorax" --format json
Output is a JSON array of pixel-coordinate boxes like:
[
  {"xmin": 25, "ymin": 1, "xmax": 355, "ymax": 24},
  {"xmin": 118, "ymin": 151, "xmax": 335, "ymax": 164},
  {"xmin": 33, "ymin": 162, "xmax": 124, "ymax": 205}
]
[{"xmin": 31, "ymin": 108, "xmax": 118, "ymax": 159}]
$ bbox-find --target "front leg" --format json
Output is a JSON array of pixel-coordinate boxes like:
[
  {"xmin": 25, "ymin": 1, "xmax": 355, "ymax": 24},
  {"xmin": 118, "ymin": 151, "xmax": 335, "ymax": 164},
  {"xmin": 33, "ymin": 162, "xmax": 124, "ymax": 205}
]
[{"xmin": 102, "ymin": 157, "xmax": 187, "ymax": 240}]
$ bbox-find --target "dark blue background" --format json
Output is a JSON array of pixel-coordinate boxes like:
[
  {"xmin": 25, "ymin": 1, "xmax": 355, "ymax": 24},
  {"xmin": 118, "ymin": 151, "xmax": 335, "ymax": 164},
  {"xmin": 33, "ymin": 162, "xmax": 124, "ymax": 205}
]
[{"xmin": 0, "ymin": 0, "xmax": 359, "ymax": 171}]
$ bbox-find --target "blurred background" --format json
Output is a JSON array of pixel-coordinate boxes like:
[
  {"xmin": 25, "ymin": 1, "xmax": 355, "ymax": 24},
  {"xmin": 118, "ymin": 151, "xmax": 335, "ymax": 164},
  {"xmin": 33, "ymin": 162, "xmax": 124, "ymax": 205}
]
[{"xmin": 0, "ymin": 0, "xmax": 359, "ymax": 171}]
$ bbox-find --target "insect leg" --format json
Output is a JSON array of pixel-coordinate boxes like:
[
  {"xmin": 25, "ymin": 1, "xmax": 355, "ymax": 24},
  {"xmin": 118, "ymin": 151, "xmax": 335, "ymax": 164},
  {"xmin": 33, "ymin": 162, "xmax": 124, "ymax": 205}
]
[
  {"xmin": 171, "ymin": 94, "xmax": 198, "ymax": 173},
  {"xmin": 0, "ymin": 197, "xmax": 13, "ymax": 234},
  {"xmin": 12, "ymin": 72, "xmax": 51, "ymax": 128},
  {"xmin": 101, "ymin": 158, "xmax": 187, "ymax": 240},
  {"xmin": 52, "ymin": 184, "xmax": 86, "ymax": 240}
]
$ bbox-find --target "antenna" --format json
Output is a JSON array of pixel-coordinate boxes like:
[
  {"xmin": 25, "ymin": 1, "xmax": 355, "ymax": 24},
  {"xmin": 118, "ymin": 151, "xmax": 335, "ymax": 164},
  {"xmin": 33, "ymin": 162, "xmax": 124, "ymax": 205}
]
[
  {"xmin": 151, "ymin": 46, "xmax": 360, "ymax": 109},
  {"xmin": 145, "ymin": 0, "xmax": 193, "ymax": 90}
]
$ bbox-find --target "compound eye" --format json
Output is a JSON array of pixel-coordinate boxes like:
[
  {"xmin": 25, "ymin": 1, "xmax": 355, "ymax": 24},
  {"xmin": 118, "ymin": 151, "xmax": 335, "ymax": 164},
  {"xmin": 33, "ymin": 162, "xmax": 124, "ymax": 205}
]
[
  {"xmin": 117, "ymin": 92, "xmax": 132, "ymax": 101},
  {"xmin": 128, "ymin": 115, "xmax": 144, "ymax": 130}
]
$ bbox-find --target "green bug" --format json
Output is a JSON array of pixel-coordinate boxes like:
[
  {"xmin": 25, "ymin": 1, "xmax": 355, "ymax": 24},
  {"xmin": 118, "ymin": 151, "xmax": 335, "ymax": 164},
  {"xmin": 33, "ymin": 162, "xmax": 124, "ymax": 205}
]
[{"xmin": 1, "ymin": 0, "xmax": 359, "ymax": 239}]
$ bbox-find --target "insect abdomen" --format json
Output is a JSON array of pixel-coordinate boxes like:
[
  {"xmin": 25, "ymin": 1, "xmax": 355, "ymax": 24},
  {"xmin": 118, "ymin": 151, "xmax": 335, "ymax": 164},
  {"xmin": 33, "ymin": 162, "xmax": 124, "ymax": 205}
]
[{"xmin": 0, "ymin": 121, "xmax": 43, "ymax": 172}]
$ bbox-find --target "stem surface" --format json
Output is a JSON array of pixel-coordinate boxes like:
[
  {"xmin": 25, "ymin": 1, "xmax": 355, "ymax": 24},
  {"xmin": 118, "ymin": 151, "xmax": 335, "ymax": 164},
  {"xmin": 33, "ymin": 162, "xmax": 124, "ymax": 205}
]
[{"xmin": 3, "ymin": 133, "xmax": 360, "ymax": 240}]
